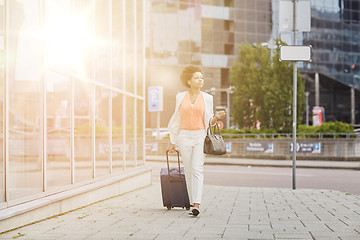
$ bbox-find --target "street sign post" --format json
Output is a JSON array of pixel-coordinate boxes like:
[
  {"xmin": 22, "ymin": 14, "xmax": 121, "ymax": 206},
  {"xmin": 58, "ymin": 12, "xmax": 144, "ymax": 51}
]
[
  {"xmin": 280, "ymin": 46, "xmax": 312, "ymax": 61},
  {"xmin": 279, "ymin": 0, "xmax": 311, "ymax": 190},
  {"xmin": 148, "ymin": 86, "xmax": 163, "ymax": 112},
  {"xmin": 148, "ymin": 87, "xmax": 163, "ymax": 139},
  {"xmin": 279, "ymin": 0, "xmax": 311, "ymax": 32}
]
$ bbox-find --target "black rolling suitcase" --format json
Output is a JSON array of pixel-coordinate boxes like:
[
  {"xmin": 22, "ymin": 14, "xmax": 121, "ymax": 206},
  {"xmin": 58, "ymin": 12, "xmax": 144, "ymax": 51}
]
[{"xmin": 160, "ymin": 150, "xmax": 191, "ymax": 210}]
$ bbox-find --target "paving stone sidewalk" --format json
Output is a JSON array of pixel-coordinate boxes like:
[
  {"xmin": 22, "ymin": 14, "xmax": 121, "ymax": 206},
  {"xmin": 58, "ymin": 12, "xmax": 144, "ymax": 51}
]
[{"xmin": 0, "ymin": 183, "xmax": 359, "ymax": 240}]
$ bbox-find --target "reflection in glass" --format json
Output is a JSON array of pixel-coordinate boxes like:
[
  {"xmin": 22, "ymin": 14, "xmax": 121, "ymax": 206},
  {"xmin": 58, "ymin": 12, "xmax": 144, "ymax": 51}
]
[
  {"xmin": 74, "ymin": 80, "xmax": 92, "ymax": 182},
  {"xmin": 1, "ymin": 0, "xmax": 146, "ymax": 205},
  {"xmin": 137, "ymin": 99, "xmax": 144, "ymax": 166},
  {"xmin": 46, "ymin": 71, "xmax": 71, "ymax": 189},
  {"xmin": 8, "ymin": 0, "xmax": 43, "ymax": 201},
  {"xmin": 112, "ymin": 0, "xmax": 124, "ymax": 89},
  {"xmin": 125, "ymin": 96, "xmax": 135, "ymax": 169},
  {"xmin": 44, "ymin": 0, "xmax": 71, "ymax": 190},
  {"xmin": 95, "ymin": 87, "xmax": 110, "ymax": 177},
  {"xmin": 149, "ymin": 2, "xmax": 201, "ymax": 66},
  {"xmin": 136, "ymin": 0, "xmax": 144, "ymax": 96},
  {"xmin": 125, "ymin": 0, "xmax": 135, "ymax": 93},
  {"xmin": 112, "ymin": 91, "xmax": 123, "ymax": 172},
  {"xmin": 95, "ymin": 0, "xmax": 111, "ymax": 85}
]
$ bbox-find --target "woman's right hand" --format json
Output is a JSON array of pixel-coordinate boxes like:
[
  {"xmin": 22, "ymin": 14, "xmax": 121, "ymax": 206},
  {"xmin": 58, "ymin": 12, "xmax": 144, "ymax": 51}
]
[{"xmin": 168, "ymin": 143, "xmax": 176, "ymax": 153}]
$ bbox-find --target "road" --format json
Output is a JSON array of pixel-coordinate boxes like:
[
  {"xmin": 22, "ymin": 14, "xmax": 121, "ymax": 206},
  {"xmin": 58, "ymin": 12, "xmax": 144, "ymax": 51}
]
[{"xmin": 146, "ymin": 161, "xmax": 360, "ymax": 195}]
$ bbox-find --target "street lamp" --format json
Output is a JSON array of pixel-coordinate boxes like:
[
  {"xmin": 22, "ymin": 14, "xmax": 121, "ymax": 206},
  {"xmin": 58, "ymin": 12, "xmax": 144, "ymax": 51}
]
[{"xmin": 305, "ymin": 91, "xmax": 310, "ymax": 125}]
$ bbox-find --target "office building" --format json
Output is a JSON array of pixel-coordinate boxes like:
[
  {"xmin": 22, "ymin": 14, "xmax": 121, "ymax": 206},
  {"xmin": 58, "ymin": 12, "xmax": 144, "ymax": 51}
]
[
  {"xmin": 146, "ymin": 0, "xmax": 360, "ymax": 128},
  {"xmin": 0, "ymin": 0, "xmax": 150, "ymax": 232},
  {"xmin": 272, "ymin": 0, "xmax": 360, "ymax": 123}
]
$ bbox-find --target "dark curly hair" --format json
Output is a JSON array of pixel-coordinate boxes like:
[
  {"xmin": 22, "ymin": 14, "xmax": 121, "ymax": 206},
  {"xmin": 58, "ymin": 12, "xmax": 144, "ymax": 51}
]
[{"xmin": 180, "ymin": 65, "xmax": 204, "ymax": 88}]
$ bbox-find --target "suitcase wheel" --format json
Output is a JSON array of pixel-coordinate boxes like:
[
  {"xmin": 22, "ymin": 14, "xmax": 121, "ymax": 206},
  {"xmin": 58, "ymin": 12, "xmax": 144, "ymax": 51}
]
[
  {"xmin": 167, "ymin": 205, "xmax": 171, "ymax": 210},
  {"xmin": 186, "ymin": 207, "xmax": 190, "ymax": 210}
]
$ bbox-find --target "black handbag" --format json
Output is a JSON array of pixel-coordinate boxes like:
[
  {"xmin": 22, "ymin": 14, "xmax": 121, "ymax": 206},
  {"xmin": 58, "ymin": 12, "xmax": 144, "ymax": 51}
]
[{"xmin": 203, "ymin": 121, "xmax": 226, "ymax": 155}]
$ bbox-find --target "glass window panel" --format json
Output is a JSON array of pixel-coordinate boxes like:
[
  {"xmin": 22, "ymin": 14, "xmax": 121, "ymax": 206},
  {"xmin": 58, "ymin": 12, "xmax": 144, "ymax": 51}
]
[
  {"xmin": 95, "ymin": 0, "xmax": 111, "ymax": 85},
  {"xmin": 136, "ymin": 99, "xmax": 144, "ymax": 166},
  {"xmin": 45, "ymin": 0, "xmax": 93, "ymax": 82},
  {"xmin": 246, "ymin": 1, "xmax": 256, "ymax": 10},
  {"xmin": 136, "ymin": 0, "xmax": 144, "ymax": 96},
  {"xmin": 112, "ymin": 0, "xmax": 124, "ymax": 89},
  {"xmin": 235, "ymin": 0, "xmax": 246, "ymax": 8},
  {"xmin": 112, "ymin": 91, "xmax": 123, "ymax": 172},
  {"xmin": 125, "ymin": 0, "xmax": 135, "ymax": 93},
  {"xmin": 257, "ymin": 0, "xmax": 270, "ymax": 12},
  {"xmin": 44, "ymin": 0, "xmax": 71, "ymax": 190},
  {"xmin": 72, "ymin": 0, "xmax": 93, "ymax": 183},
  {"xmin": 0, "ymin": 1, "xmax": 4, "ymax": 203},
  {"xmin": 214, "ymin": 32, "xmax": 225, "ymax": 42},
  {"xmin": 95, "ymin": 87, "xmax": 110, "ymax": 177},
  {"xmin": 214, "ymin": 43, "xmax": 224, "ymax": 54},
  {"xmin": 74, "ymin": 80, "xmax": 92, "ymax": 182},
  {"xmin": 245, "ymin": 10, "xmax": 256, "ymax": 22},
  {"xmin": 125, "ymin": 96, "xmax": 135, "ymax": 169},
  {"xmin": 46, "ymin": 71, "xmax": 71, "ymax": 189},
  {"xmin": 8, "ymin": 0, "xmax": 43, "ymax": 201}
]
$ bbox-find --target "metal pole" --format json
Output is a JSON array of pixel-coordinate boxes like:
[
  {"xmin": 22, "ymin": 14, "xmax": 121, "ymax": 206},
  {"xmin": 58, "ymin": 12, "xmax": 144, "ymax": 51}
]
[
  {"xmin": 351, "ymin": 87, "xmax": 355, "ymax": 125},
  {"xmin": 226, "ymin": 88, "xmax": 230, "ymax": 128},
  {"xmin": 292, "ymin": 0, "xmax": 297, "ymax": 190},
  {"xmin": 305, "ymin": 92, "xmax": 309, "ymax": 125},
  {"xmin": 315, "ymin": 72, "xmax": 319, "ymax": 106},
  {"xmin": 157, "ymin": 111, "xmax": 160, "ymax": 139}
]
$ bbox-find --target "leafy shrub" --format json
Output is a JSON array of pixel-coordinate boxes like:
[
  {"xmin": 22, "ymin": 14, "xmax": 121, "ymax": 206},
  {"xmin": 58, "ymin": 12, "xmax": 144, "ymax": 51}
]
[
  {"xmin": 298, "ymin": 121, "xmax": 354, "ymax": 133},
  {"xmin": 220, "ymin": 121, "xmax": 354, "ymax": 137},
  {"xmin": 298, "ymin": 124, "xmax": 319, "ymax": 134},
  {"xmin": 220, "ymin": 128, "xmax": 276, "ymax": 135},
  {"xmin": 319, "ymin": 121, "xmax": 354, "ymax": 133}
]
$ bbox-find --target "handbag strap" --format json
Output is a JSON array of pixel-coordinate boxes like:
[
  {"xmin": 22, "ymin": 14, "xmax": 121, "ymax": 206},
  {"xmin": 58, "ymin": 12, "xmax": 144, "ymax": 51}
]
[
  {"xmin": 165, "ymin": 149, "xmax": 182, "ymax": 182},
  {"xmin": 207, "ymin": 119, "xmax": 221, "ymax": 136}
]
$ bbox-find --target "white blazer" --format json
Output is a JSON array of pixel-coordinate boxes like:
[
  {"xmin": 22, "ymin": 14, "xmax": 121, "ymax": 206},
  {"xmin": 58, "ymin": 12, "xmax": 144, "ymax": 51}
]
[{"xmin": 168, "ymin": 91, "xmax": 214, "ymax": 144}]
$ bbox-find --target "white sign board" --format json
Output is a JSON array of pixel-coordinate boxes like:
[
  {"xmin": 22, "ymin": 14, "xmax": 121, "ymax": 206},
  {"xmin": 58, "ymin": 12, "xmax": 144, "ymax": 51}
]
[
  {"xmin": 225, "ymin": 142, "xmax": 232, "ymax": 153},
  {"xmin": 279, "ymin": 0, "xmax": 311, "ymax": 32},
  {"xmin": 289, "ymin": 142, "xmax": 321, "ymax": 153},
  {"xmin": 280, "ymin": 45, "xmax": 312, "ymax": 61},
  {"xmin": 148, "ymin": 86, "xmax": 163, "ymax": 112}
]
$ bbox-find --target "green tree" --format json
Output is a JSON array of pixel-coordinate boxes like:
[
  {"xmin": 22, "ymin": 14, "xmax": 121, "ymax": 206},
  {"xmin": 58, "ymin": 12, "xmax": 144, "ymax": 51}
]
[{"xmin": 230, "ymin": 40, "xmax": 305, "ymax": 132}]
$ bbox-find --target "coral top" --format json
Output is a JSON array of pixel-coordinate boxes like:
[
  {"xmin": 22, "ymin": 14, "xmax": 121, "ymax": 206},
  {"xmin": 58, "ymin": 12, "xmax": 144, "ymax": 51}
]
[{"xmin": 179, "ymin": 92, "xmax": 205, "ymax": 130}]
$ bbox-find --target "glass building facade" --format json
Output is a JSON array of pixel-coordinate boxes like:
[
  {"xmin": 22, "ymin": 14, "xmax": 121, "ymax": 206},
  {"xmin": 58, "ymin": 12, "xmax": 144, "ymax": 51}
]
[
  {"xmin": 303, "ymin": 0, "xmax": 360, "ymax": 88},
  {"xmin": 272, "ymin": 0, "xmax": 360, "ymax": 88},
  {"xmin": 0, "ymin": 0, "xmax": 145, "ymax": 208},
  {"xmin": 272, "ymin": 0, "xmax": 360, "ymax": 123}
]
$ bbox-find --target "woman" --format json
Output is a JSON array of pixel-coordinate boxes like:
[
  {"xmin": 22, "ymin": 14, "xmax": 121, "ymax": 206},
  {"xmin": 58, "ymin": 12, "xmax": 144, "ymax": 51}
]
[{"xmin": 167, "ymin": 65, "xmax": 226, "ymax": 216}]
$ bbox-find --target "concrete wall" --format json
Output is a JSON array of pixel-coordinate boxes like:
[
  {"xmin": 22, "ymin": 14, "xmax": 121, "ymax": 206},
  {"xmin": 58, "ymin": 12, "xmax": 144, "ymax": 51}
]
[{"xmin": 147, "ymin": 139, "xmax": 360, "ymax": 161}]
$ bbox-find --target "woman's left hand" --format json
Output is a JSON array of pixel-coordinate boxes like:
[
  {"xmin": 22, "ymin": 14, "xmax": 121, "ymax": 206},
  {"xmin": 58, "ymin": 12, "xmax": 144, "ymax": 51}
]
[{"xmin": 216, "ymin": 110, "xmax": 226, "ymax": 120}]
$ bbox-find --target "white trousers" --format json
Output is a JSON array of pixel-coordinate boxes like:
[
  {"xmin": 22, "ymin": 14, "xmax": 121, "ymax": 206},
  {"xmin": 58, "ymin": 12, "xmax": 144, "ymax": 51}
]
[{"xmin": 177, "ymin": 129, "xmax": 206, "ymax": 205}]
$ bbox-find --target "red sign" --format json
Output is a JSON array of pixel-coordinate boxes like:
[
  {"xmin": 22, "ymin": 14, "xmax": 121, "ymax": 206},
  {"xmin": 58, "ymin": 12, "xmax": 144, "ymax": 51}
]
[
  {"xmin": 217, "ymin": 121, "xmax": 224, "ymax": 129},
  {"xmin": 312, "ymin": 106, "xmax": 325, "ymax": 126}
]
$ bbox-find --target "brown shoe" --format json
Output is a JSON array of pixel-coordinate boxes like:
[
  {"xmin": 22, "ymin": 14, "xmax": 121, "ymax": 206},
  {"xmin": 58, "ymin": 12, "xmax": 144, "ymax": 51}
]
[{"xmin": 191, "ymin": 207, "xmax": 200, "ymax": 216}]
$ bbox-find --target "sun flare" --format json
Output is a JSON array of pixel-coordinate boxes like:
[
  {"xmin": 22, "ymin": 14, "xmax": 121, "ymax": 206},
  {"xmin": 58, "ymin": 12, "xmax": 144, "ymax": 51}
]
[{"xmin": 44, "ymin": 3, "xmax": 95, "ymax": 76}]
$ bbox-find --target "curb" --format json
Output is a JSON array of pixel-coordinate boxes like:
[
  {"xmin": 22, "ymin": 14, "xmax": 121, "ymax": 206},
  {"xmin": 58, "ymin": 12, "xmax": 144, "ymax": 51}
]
[{"xmin": 146, "ymin": 157, "xmax": 360, "ymax": 171}]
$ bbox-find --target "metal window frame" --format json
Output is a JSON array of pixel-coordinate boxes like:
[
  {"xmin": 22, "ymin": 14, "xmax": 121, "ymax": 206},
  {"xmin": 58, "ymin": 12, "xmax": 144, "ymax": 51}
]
[
  {"xmin": 109, "ymin": 0, "xmax": 113, "ymax": 175},
  {"xmin": 2, "ymin": 0, "xmax": 8, "ymax": 208},
  {"xmin": 122, "ymin": 0, "xmax": 126, "ymax": 171},
  {"xmin": 134, "ymin": 0, "xmax": 137, "ymax": 167}
]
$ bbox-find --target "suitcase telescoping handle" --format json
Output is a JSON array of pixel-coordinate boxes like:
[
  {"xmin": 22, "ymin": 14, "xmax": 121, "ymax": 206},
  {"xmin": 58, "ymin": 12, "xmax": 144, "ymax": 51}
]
[{"xmin": 165, "ymin": 149, "xmax": 182, "ymax": 182}]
